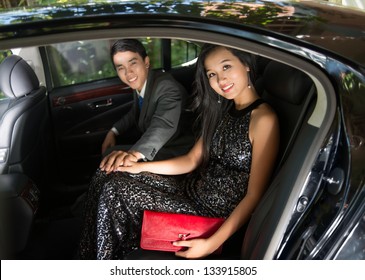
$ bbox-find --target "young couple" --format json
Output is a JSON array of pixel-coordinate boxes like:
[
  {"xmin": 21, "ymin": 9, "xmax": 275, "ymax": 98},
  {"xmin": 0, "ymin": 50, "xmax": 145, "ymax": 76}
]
[{"xmin": 79, "ymin": 40, "xmax": 280, "ymax": 260}]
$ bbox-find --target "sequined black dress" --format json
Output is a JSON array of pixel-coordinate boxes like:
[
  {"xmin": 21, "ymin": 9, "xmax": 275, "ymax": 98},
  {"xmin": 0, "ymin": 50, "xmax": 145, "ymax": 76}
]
[{"xmin": 79, "ymin": 99, "xmax": 264, "ymax": 259}]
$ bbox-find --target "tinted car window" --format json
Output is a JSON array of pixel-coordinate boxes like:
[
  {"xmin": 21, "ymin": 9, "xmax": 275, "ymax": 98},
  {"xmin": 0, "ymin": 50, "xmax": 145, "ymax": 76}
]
[
  {"xmin": 45, "ymin": 40, "xmax": 115, "ymax": 87},
  {"xmin": 171, "ymin": 39, "xmax": 200, "ymax": 67},
  {"xmin": 0, "ymin": 50, "xmax": 13, "ymax": 100},
  {"xmin": 45, "ymin": 38, "xmax": 199, "ymax": 88}
]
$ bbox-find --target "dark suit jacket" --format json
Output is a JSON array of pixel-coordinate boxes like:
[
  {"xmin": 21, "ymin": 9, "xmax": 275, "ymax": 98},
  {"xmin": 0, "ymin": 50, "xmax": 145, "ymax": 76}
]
[{"xmin": 113, "ymin": 70, "xmax": 194, "ymax": 160}]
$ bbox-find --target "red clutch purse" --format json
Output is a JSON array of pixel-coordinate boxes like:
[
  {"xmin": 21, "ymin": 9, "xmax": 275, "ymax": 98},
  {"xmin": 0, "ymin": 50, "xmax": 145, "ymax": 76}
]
[{"xmin": 140, "ymin": 210, "xmax": 225, "ymax": 254}]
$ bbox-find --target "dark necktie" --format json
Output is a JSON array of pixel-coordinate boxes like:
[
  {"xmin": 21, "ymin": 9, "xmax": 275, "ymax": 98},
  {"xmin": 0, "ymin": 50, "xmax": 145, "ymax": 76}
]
[{"xmin": 138, "ymin": 95, "xmax": 143, "ymax": 109}]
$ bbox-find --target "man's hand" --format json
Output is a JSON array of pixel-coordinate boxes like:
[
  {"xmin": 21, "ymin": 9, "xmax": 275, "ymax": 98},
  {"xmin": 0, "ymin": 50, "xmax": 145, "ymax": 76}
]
[
  {"xmin": 100, "ymin": 150, "xmax": 130, "ymax": 174},
  {"xmin": 123, "ymin": 150, "xmax": 145, "ymax": 166},
  {"xmin": 100, "ymin": 150, "xmax": 145, "ymax": 173},
  {"xmin": 101, "ymin": 130, "xmax": 116, "ymax": 155}
]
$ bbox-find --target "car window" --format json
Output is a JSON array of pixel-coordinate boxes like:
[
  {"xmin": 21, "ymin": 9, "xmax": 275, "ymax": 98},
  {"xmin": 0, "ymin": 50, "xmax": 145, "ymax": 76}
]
[
  {"xmin": 171, "ymin": 39, "xmax": 199, "ymax": 67},
  {"xmin": 44, "ymin": 38, "xmax": 199, "ymax": 88},
  {"xmin": 45, "ymin": 40, "xmax": 115, "ymax": 88},
  {"xmin": 0, "ymin": 50, "xmax": 13, "ymax": 100}
]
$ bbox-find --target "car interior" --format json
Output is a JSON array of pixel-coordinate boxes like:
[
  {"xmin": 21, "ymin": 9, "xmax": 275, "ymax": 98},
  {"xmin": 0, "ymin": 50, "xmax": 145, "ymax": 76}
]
[{"xmin": 0, "ymin": 36, "xmax": 325, "ymax": 260}]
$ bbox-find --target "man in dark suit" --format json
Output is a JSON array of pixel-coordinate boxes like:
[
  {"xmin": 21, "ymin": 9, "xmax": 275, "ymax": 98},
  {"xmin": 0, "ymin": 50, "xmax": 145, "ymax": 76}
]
[{"xmin": 100, "ymin": 39, "xmax": 194, "ymax": 172}]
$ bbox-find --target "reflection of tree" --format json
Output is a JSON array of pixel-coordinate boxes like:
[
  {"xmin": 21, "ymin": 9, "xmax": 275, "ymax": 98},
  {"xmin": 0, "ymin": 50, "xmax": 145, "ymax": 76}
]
[
  {"xmin": 0, "ymin": 0, "xmax": 89, "ymax": 9},
  {"xmin": 340, "ymin": 70, "xmax": 365, "ymax": 154},
  {"xmin": 203, "ymin": 2, "xmax": 283, "ymax": 25},
  {"xmin": 0, "ymin": 1, "xmax": 319, "ymax": 38},
  {"xmin": 341, "ymin": 72, "xmax": 365, "ymax": 93}
]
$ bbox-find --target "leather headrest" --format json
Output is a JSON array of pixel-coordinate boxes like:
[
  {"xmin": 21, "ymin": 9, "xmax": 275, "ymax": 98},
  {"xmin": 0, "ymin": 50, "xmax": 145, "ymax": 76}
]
[
  {"xmin": 0, "ymin": 55, "xmax": 40, "ymax": 99},
  {"xmin": 263, "ymin": 61, "xmax": 313, "ymax": 105}
]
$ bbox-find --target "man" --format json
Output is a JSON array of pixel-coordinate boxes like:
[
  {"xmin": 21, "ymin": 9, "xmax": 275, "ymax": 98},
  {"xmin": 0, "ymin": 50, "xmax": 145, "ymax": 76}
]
[{"xmin": 100, "ymin": 39, "xmax": 194, "ymax": 172}]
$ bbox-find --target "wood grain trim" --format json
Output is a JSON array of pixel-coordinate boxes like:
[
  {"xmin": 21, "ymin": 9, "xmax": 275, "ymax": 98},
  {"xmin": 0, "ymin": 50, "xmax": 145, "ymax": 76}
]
[{"xmin": 52, "ymin": 84, "xmax": 132, "ymax": 107}]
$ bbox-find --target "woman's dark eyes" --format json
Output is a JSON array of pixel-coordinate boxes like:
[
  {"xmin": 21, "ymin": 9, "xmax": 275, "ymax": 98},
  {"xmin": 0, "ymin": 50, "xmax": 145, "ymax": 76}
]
[{"xmin": 207, "ymin": 65, "xmax": 232, "ymax": 78}]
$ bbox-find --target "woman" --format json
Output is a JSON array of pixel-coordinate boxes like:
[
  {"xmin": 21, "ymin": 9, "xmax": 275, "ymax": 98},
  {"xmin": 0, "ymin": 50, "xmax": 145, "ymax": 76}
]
[{"xmin": 79, "ymin": 44, "xmax": 279, "ymax": 259}]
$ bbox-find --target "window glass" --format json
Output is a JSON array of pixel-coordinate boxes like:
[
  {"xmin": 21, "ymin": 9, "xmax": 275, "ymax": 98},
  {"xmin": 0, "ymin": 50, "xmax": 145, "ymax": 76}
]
[
  {"xmin": 143, "ymin": 38, "xmax": 162, "ymax": 69},
  {"xmin": 45, "ymin": 40, "xmax": 116, "ymax": 87},
  {"xmin": 0, "ymin": 50, "xmax": 13, "ymax": 100},
  {"xmin": 171, "ymin": 39, "xmax": 200, "ymax": 67},
  {"xmin": 45, "ymin": 38, "xmax": 199, "ymax": 88}
]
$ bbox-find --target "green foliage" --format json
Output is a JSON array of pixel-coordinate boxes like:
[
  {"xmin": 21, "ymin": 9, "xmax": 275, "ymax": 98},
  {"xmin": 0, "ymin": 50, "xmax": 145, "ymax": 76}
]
[
  {"xmin": 0, "ymin": 50, "xmax": 13, "ymax": 100},
  {"xmin": 45, "ymin": 38, "xmax": 198, "ymax": 88},
  {"xmin": 0, "ymin": 49, "xmax": 12, "ymax": 63}
]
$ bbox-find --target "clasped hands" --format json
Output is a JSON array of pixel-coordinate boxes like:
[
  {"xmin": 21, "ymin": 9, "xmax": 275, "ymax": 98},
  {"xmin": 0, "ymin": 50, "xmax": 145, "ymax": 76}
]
[{"xmin": 100, "ymin": 150, "xmax": 143, "ymax": 174}]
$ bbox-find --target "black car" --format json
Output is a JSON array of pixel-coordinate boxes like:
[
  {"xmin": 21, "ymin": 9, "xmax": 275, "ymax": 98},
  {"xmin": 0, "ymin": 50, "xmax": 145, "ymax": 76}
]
[{"xmin": 0, "ymin": 0, "xmax": 364, "ymax": 260}]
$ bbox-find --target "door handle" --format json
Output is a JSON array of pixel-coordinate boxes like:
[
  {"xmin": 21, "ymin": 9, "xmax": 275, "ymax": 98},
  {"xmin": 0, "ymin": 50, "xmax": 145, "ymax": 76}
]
[{"xmin": 88, "ymin": 98, "xmax": 113, "ymax": 109}]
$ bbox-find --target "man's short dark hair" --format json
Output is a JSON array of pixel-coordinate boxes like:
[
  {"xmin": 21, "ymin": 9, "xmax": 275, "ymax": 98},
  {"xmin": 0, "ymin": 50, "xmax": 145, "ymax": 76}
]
[{"xmin": 110, "ymin": 39, "xmax": 148, "ymax": 63}]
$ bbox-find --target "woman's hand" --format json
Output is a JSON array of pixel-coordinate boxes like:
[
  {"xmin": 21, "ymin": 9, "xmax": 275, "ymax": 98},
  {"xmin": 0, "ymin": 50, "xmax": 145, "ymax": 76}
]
[
  {"xmin": 173, "ymin": 238, "xmax": 217, "ymax": 259},
  {"xmin": 117, "ymin": 162, "xmax": 144, "ymax": 174}
]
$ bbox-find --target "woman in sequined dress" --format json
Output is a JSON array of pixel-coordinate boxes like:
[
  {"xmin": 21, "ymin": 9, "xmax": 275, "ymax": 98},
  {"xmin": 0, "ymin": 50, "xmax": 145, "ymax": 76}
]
[{"xmin": 79, "ymin": 44, "xmax": 280, "ymax": 259}]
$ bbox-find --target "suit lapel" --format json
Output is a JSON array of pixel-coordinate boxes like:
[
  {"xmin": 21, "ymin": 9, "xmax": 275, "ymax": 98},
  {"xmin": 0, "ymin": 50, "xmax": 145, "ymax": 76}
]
[{"xmin": 138, "ymin": 70, "xmax": 155, "ymax": 129}]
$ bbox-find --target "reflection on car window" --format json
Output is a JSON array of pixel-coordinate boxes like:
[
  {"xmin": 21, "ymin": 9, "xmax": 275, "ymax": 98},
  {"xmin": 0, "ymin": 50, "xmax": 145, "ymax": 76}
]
[{"xmin": 45, "ymin": 38, "xmax": 199, "ymax": 88}]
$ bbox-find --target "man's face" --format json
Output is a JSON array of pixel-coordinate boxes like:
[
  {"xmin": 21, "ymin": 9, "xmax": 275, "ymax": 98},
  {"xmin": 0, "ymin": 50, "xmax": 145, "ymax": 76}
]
[{"xmin": 113, "ymin": 51, "xmax": 150, "ymax": 91}]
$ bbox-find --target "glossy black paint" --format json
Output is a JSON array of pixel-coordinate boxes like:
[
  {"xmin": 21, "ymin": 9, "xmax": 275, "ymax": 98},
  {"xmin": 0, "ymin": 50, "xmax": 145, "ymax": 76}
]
[{"xmin": 0, "ymin": 1, "xmax": 364, "ymax": 66}]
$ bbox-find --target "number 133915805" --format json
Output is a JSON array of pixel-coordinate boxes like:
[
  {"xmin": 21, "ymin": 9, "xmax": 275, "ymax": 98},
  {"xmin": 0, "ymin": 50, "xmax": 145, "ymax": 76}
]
[{"xmin": 203, "ymin": 266, "xmax": 257, "ymax": 276}]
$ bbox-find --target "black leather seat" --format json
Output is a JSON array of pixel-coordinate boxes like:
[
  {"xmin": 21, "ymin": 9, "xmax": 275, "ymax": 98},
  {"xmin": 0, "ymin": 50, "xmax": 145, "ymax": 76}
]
[
  {"xmin": 260, "ymin": 61, "xmax": 315, "ymax": 172},
  {"xmin": 0, "ymin": 55, "xmax": 48, "ymax": 185},
  {"xmin": 241, "ymin": 61, "xmax": 316, "ymax": 259}
]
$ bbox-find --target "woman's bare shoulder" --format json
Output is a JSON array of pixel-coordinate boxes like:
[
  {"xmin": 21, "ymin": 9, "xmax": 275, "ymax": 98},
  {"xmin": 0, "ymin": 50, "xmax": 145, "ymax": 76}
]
[{"xmin": 253, "ymin": 102, "xmax": 277, "ymax": 122}]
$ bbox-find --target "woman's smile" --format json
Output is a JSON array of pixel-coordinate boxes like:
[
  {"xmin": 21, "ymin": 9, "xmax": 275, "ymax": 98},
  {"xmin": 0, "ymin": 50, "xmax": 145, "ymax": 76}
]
[{"xmin": 221, "ymin": 83, "xmax": 234, "ymax": 93}]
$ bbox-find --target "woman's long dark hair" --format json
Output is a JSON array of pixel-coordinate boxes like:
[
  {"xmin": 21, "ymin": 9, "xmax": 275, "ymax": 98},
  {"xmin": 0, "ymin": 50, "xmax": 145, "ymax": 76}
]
[{"xmin": 191, "ymin": 44, "xmax": 256, "ymax": 167}]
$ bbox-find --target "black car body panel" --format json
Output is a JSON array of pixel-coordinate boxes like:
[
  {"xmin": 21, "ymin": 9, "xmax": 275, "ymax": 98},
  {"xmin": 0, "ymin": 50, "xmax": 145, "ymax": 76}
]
[
  {"xmin": 0, "ymin": 1, "xmax": 364, "ymax": 66},
  {"xmin": 0, "ymin": 0, "xmax": 364, "ymax": 260}
]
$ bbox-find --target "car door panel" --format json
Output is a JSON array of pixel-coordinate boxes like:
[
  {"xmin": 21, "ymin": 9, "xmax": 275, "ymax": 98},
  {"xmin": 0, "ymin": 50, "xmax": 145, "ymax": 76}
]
[{"xmin": 48, "ymin": 78, "xmax": 133, "ymax": 184}]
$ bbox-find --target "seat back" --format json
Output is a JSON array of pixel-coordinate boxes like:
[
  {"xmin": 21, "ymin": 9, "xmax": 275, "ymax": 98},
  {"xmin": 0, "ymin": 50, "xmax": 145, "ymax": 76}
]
[
  {"xmin": 0, "ymin": 55, "xmax": 48, "ymax": 185},
  {"xmin": 242, "ymin": 61, "xmax": 316, "ymax": 259},
  {"xmin": 260, "ymin": 61, "xmax": 316, "ymax": 172}
]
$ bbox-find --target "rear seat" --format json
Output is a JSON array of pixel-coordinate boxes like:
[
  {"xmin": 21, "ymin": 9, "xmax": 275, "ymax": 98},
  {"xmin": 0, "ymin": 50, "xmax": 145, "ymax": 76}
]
[
  {"xmin": 242, "ymin": 62, "xmax": 317, "ymax": 259},
  {"xmin": 124, "ymin": 60, "xmax": 316, "ymax": 260}
]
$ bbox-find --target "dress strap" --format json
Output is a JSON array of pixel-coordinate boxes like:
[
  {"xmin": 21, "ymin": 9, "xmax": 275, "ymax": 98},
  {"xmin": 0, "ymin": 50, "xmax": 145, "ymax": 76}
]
[
  {"xmin": 244, "ymin": 98, "xmax": 265, "ymax": 113},
  {"xmin": 230, "ymin": 98, "xmax": 265, "ymax": 117}
]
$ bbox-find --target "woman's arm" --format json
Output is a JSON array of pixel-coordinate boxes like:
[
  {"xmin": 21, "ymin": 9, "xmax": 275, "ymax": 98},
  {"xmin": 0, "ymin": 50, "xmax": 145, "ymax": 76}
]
[
  {"xmin": 117, "ymin": 138, "xmax": 204, "ymax": 175},
  {"xmin": 175, "ymin": 105, "xmax": 280, "ymax": 259}
]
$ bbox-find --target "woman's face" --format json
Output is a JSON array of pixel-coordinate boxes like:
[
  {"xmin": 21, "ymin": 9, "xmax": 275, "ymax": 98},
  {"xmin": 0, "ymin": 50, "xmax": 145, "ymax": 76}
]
[
  {"xmin": 204, "ymin": 47, "xmax": 250, "ymax": 102},
  {"xmin": 113, "ymin": 51, "xmax": 150, "ymax": 92}
]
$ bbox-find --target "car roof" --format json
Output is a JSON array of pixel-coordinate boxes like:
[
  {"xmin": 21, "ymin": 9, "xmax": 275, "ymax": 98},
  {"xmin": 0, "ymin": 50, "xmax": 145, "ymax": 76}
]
[{"xmin": 0, "ymin": 0, "xmax": 364, "ymax": 66}]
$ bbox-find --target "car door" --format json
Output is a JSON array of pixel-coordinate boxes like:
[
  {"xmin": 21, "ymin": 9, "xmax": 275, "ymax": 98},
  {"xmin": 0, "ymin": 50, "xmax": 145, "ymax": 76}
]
[{"xmin": 41, "ymin": 39, "xmax": 134, "ymax": 185}]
